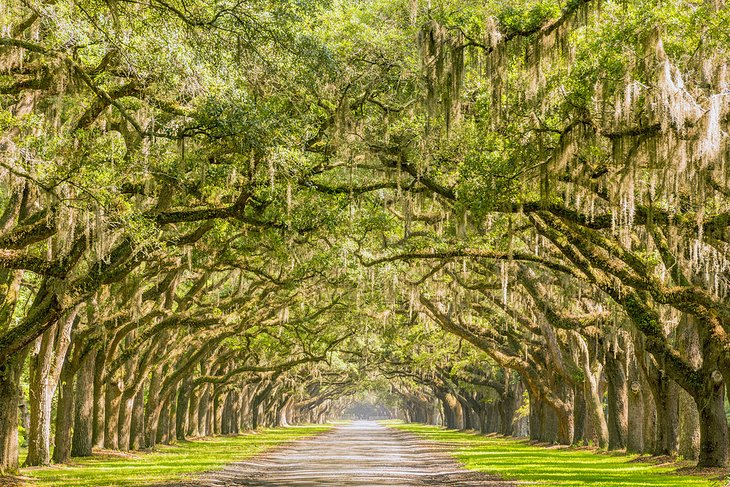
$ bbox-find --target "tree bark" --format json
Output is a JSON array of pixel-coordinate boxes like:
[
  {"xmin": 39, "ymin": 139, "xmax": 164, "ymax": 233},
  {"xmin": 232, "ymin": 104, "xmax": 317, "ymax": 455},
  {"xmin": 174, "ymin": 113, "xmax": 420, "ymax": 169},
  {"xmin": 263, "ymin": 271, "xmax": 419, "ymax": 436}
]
[
  {"xmin": 187, "ymin": 386, "xmax": 200, "ymax": 437},
  {"xmin": 696, "ymin": 374, "xmax": 729, "ymax": 467},
  {"xmin": 605, "ymin": 348, "xmax": 628, "ymax": 450},
  {"xmin": 52, "ymin": 353, "xmax": 76, "ymax": 463},
  {"xmin": 649, "ymin": 368, "xmax": 679, "ymax": 457},
  {"xmin": 117, "ymin": 392, "xmax": 135, "ymax": 451},
  {"xmin": 573, "ymin": 384, "xmax": 585, "ymax": 444},
  {"xmin": 0, "ymin": 352, "xmax": 27, "ymax": 474},
  {"xmin": 104, "ymin": 378, "xmax": 122, "ymax": 449},
  {"xmin": 26, "ymin": 308, "xmax": 77, "ymax": 466},
  {"xmin": 72, "ymin": 348, "xmax": 96, "ymax": 457},
  {"xmin": 92, "ymin": 346, "xmax": 106, "ymax": 449},
  {"xmin": 130, "ymin": 387, "xmax": 145, "ymax": 450},
  {"xmin": 176, "ymin": 376, "xmax": 192, "ymax": 440},
  {"xmin": 626, "ymin": 357, "xmax": 645, "ymax": 453}
]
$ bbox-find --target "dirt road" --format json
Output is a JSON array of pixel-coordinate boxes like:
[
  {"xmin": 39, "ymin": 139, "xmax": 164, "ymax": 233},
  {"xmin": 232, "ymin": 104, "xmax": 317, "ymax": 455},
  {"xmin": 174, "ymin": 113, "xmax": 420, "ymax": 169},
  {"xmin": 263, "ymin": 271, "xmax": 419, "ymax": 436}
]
[{"xmin": 164, "ymin": 421, "xmax": 513, "ymax": 486}]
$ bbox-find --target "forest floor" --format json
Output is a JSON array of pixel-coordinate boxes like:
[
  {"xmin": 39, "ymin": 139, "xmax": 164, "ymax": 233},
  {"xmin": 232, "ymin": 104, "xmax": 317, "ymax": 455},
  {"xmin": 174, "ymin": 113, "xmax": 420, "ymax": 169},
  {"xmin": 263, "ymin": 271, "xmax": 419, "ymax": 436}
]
[
  {"xmin": 9, "ymin": 425, "xmax": 332, "ymax": 487},
  {"xmin": 390, "ymin": 422, "xmax": 729, "ymax": 486}
]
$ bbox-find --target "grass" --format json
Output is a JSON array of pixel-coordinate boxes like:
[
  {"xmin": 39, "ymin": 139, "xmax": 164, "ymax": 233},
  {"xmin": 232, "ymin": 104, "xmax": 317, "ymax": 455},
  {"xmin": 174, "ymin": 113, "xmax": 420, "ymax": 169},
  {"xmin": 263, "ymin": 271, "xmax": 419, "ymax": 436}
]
[
  {"xmin": 18, "ymin": 425, "xmax": 332, "ymax": 487},
  {"xmin": 387, "ymin": 422, "xmax": 728, "ymax": 487}
]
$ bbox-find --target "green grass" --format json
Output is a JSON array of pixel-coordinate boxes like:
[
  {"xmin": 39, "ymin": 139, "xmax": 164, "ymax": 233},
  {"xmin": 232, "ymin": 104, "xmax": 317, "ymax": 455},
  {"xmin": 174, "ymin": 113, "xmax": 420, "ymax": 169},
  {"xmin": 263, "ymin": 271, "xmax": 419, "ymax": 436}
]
[
  {"xmin": 20, "ymin": 425, "xmax": 332, "ymax": 487},
  {"xmin": 388, "ymin": 422, "xmax": 727, "ymax": 487}
]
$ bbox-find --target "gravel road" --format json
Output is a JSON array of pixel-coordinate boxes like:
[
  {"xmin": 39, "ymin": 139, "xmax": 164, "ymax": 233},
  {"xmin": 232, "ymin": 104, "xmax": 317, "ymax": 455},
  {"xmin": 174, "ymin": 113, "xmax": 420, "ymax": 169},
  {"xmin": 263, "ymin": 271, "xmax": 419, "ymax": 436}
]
[{"xmin": 159, "ymin": 421, "xmax": 515, "ymax": 486}]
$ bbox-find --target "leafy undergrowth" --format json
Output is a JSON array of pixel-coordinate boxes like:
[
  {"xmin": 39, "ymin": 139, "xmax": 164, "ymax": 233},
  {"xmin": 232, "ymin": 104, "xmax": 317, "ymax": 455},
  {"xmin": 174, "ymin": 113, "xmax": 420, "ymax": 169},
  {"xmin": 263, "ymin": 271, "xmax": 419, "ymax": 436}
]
[
  {"xmin": 19, "ymin": 425, "xmax": 332, "ymax": 487},
  {"xmin": 388, "ymin": 422, "xmax": 727, "ymax": 487}
]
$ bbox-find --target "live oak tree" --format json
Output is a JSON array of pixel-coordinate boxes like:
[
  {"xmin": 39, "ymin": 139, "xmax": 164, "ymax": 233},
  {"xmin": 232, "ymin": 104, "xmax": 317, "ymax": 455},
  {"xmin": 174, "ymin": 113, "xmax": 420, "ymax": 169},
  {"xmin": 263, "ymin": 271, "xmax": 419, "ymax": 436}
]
[{"xmin": 1, "ymin": 0, "xmax": 730, "ymax": 477}]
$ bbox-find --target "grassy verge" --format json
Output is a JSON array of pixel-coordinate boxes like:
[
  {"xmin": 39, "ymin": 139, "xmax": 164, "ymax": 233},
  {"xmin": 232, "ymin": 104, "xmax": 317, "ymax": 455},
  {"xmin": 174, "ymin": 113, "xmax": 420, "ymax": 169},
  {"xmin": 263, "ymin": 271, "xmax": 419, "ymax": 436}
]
[
  {"xmin": 18, "ymin": 425, "xmax": 332, "ymax": 487},
  {"xmin": 387, "ymin": 422, "xmax": 727, "ymax": 487}
]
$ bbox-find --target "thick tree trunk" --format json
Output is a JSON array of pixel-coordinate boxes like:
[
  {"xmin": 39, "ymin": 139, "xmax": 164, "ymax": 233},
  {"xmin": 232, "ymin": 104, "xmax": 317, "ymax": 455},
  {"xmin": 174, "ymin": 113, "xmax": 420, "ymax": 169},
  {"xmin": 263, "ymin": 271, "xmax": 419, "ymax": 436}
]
[
  {"xmin": 117, "ymin": 391, "xmax": 135, "ymax": 451},
  {"xmin": 130, "ymin": 388, "xmax": 145, "ymax": 450},
  {"xmin": 278, "ymin": 396, "xmax": 291, "ymax": 428},
  {"xmin": 696, "ymin": 375, "xmax": 729, "ymax": 467},
  {"xmin": 213, "ymin": 391, "xmax": 223, "ymax": 434},
  {"xmin": 104, "ymin": 380, "xmax": 122, "ymax": 450},
  {"xmin": 0, "ymin": 353, "xmax": 27, "ymax": 474},
  {"xmin": 198, "ymin": 386, "xmax": 210, "ymax": 435},
  {"xmin": 157, "ymin": 398, "xmax": 170, "ymax": 445},
  {"xmin": 651, "ymin": 373, "xmax": 679, "ymax": 456},
  {"xmin": 555, "ymin": 406, "xmax": 574, "ymax": 446},
  {"xmin": 678, "ymin": 389, "xmax": 700, "ymax": 460},
  {"xmin": 52, "ymin": 358, "xmax": 76, "ymax": 463},
  {"xmin": 677, "ymin": 315, "xmax": 700, "ymax": 461},
  {"xmin": 92, "ymin": 347, "xmax": 106, "ymax": 449},
  {"xmin": 502, "ymin": 381, "xmax": 523, "ymax": 436},
  {"xmin": 187, "ymin": 387, "xmax": 200, "ymax": 436},
  {"xmin": 251, "ymin": 387, "xmax": 267, "ymax": 430},
  {"xmin": 457, "ymin": 396, "xmax": 473, "ymax": 430},
  {"xmin": 576, "ymin": 337, "xmax": 608, "ymax": 449},
  {"xmin": 642, "ymin": 387, "xmax": 657, "ymax": 454},
  {"xmin": 221, "ymin": 392, "xmax": 235, "ymax": 433},
  {"xmin": 145, "ymin": 369, "xmax": 163, "ymax": 448},
  {"xmin": 626, "ymin": 360, "xmax": 645, "ymax": 453},
  {"xmin": 25, "ymin": 374, "xmax": 55, "ymax": 466},
  {"xmin": 605, "ymin": 350, "xmax": 628, "ymax": 451},
  {"xmin": 26, "ymin": 308, "xmax": 78, "ymax": 466},
  {"xmin": 239, "ymin": 386, "xmax": 252, "ymax": 431},
  {"xmin": 167, "ymin": 391, "xmax": 178, "ymax": 444},
  {"xmin": 176, "ymin": 377, "xmax": 192, "ymax": 440},
  {"xmin": 441, "ymin": 393, "xmax": 459, "ymax": 429},
  {"xmin": 541, "ymin": 402, "xmax": 559, "ymax": 443},
  {"xmin": 528, "ymin": 390, "xmax": 542, "ymax": 441},
  {"xmin": 72, "ymin": 348, "xmax": 96, "ymax": 457}
]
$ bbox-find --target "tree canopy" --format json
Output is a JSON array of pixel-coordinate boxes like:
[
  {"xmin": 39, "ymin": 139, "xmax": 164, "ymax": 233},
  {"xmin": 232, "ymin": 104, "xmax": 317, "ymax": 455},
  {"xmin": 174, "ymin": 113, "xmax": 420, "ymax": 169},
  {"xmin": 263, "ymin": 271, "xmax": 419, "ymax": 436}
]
[{"xmin": 1, "ymin": 0, "xmax": 729, "ymax": 475}]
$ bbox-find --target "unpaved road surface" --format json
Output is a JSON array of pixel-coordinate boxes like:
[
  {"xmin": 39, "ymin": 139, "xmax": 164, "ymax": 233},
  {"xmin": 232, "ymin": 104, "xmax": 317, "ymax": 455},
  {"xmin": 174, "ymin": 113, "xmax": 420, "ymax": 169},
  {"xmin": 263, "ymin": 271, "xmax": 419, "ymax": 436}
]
[{"xmin": 163, "ymin": 421, "xmax": 514, "ymax": 486}]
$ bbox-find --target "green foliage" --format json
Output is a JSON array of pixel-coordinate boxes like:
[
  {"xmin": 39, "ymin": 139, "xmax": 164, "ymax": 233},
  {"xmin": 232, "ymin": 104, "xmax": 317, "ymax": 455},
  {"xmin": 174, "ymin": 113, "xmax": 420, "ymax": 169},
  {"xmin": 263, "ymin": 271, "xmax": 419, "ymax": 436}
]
[{"xmin": 497, "ymin": 1, "xmax": 561, "ymax": 33}]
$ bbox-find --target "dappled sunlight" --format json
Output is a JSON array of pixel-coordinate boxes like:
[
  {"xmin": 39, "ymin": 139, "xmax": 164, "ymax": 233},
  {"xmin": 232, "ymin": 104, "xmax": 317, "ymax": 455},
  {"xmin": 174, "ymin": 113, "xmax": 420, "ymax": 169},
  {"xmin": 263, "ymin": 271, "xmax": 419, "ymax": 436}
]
[
  {"xmin": 394, "ymin": 424, "xmax": 722, "ymax": 487},
  {"xmin": 1, "ymin": 0, "xmax": 730, "ymax": 483},
  {"xmin": 24, "ymin": 427, "xmax": 332, "ymax": 487}
]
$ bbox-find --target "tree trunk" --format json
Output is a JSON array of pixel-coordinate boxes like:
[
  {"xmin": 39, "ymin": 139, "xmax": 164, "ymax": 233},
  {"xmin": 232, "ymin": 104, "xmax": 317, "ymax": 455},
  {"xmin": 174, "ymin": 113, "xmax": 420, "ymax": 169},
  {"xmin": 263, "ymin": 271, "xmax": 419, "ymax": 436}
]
[
  {"xmin": 25, "ymin": 372, "xmax": 55, "ymax": 466},
  {"xmin": 696, "ymin": 374, "xmax": 729, "ymax": 467},
  {"xmin": 26, "ymin": 308, "xmax": 78, "ymax": 466},
  {"xmin": 117, "ymin": 391, "xmax": 135, "ymax": 451},
  {"xmin": 26, "ymin": 329, "xmax": 59, "ymax": 465},
  {"xmin": 0, "ymin": 353, "xmax": 27, "ymax": 474},
  {"xmin": 167, "ymin": 391, "xmax": 178, "ymax": 444},
  {"xmin": 678, "ymin": 389, "xmax": 700, "ymax": 460},
  {"xmin": 576, "ymin": 336, "xmax": 608, "ymax": 449},
  {"xmin": 130, "ymin": 388, "xmax": 145, "ymax": 450},
  {"xmin": 605, "ymin": 349, "xmax": 628, "ymax": 450},
  {"xmin": 187, "ymin": 386, "xmax": 200, "ymax": 437},
  {"xmin": 52, "ymin": 357, "xmax": 76, "ymax": 463},
  {"xmin": 573, "ymin": 384, "xmax": 586, "ymax": 444},
  {"xmin": 198, "ymin": 386, "xmax": 211, "ymax": 435},
  {"xmin": 528, "ymin": 390, "xmax": 542, "ymax": 441},
  {"xmin": 145, "ymin": 369, "xmax": 163, "ymax": 448},
  {"xmin": 626, "ymin": 359, "xmax": 645, "ymax": 453},
  {"xmin": 176, "ymin": 377, "xmax": 191, "ymax": 440},
  {"xmin": 650, "ymin": 371, "xmax": 679, "ymax": 456},
  {"xmin": 104, "ymin": 379, "xmax": 122, "ymax": 450},
  {"xmin": 72, "ymin": 348, "xmax": 96, "ymax": 457},
  {"xmin": 92, "ymin": 346, "xmax": 106, "ymax": 449}
]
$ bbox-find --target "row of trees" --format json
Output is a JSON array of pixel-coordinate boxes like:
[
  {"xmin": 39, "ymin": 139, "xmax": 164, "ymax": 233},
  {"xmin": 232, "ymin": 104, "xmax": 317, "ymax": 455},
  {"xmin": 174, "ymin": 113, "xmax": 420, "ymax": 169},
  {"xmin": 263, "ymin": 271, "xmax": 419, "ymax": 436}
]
[
  {"xmin": 302, "ymin": 0, "xmax": 730, "ymax": 468},
  {"xmin": 0, "ymin": 0, "xmax": 368, "ymax": 473},
  {"xmin": 1, "ymin": 0, "xmax": 729, "ymax": 478}
]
